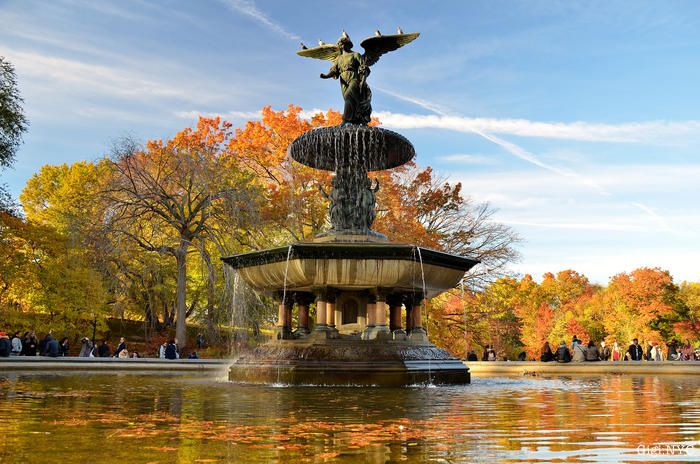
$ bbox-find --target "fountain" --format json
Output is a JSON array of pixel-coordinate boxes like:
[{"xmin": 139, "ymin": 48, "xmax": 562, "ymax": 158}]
[{"xmin": 223, "ymin": 29, "xmax": 479, "ymax": 386}]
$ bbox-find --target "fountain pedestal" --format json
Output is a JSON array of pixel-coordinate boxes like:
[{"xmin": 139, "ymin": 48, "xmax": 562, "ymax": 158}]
[{"xmin": 223, "ymin": 124, "xmax": 478, "ymax": 385}]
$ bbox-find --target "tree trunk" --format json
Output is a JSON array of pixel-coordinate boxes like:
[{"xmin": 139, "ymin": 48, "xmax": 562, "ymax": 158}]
[
  {"xmin": 201, "ymin": 247, "xmax": 220, "ymax": 343},
  {"xmin": 175, "ymin": 241, "xmax": 188, "ymax": 348}
]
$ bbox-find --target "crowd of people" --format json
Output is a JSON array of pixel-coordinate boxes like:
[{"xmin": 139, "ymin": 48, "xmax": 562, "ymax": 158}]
[
  {"xmin": 0, "ymin": 330, "xmax": 206, "ymax": 360},
  {"xmin": 464, "ymin": 336, "xmax": 700, "ymax": 362}
]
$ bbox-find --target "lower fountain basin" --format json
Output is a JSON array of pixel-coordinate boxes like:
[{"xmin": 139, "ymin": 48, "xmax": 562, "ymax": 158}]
[
  {"xmin": 222, "ymin": 242, "xmax": 478, "ymax": 298},
  {"xmin": 229, "ymin": 340, "xmax": 470, "ymax": 386}
]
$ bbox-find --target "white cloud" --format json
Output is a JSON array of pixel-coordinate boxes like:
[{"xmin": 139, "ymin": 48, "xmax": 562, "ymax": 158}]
[
  {"xmin": 218, "ymin": 0, "xmax": 301, "ymax": 41},
  {"xmin": 439, "ymin": 154, "xmax": 500, "ymax": 165},
  {"xmin": 374, "ymin": 111, "xmax": 700, "ymax": 144},
  {"xmin": 6, "ymin": 49, "xmax": 196, "ymax": 101}
]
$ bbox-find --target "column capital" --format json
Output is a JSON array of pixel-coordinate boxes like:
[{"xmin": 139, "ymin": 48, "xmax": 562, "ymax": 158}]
[
  {"xmin": 293, "ymin": 292, "xmax": 314, "ymax": 307},
  {"xmin": 386, "ymin": 293, "xmax": 404, "ymax": 307}
]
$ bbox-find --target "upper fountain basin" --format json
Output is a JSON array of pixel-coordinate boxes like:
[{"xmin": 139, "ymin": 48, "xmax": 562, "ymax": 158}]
[
  {"xmin": 288, "ymin": 125, "xmax": 415, "ymax": 171},
  {"xmin": 221, "ymin": 242, "xmax": 478, "ymax": 298}
]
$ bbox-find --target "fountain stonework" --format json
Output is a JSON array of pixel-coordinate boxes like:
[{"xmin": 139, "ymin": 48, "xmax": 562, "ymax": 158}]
[{"xmin": 223, "ymin": 30, "xmax": 478, "ymax": 386}]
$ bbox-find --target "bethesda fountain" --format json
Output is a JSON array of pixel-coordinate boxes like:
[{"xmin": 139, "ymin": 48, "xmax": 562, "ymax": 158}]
[{"xmin": 223, "ymin": 29, "xmax": 479, "ymax": 386}]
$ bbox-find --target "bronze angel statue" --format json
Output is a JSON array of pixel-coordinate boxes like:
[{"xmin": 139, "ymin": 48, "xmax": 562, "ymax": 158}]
[{"xmin": 298, "ymin": 29, "xmax": 420, "ymax": 125}]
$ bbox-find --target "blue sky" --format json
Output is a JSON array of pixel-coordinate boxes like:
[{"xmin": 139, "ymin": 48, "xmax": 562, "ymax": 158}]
[{"xmin": 1, "ymin": 0, "xmax": 699, "ymax": 284}]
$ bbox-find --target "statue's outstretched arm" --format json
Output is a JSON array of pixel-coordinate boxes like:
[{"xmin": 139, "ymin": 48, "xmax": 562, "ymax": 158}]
[{"xmin": 320, "ymin": 63, "xmax": 339, "ymax": 79}]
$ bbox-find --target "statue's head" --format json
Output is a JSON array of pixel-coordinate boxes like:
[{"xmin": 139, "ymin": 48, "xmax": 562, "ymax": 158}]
[{"xmin": 337, "ymin": 34, "xmax": 353, "ymax": 51}]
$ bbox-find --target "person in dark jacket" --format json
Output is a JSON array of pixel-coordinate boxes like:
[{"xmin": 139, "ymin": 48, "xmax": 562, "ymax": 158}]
[
  {"xmin": 628, "ymin": 338, "xmax": 644, "ymax": 361},
  {"xmin": 540, "ymin": 341, "xmax": 554, "ymax": 362},
  {"xmin": 164, "ymin": 339, "xmax": 179, "ymax": 360},
  {"xmin": 39, "ymin": 333, "xmax": 51, "ymax": 356},
  {"xmin": 599, "ymin": 341, "xmax": 611, "ymax": 361},
  {"xmin": 46, "ymin": 335, "xmax": 60, "ymax": 357},
  {"xmin": 114, "ymin": 337, "xmax": 127, "ymax": 358},
  {"xmin": 0, "ymin": 332, "xmax": 11, "ymax": 357},
  {"xmin": 98, "ymin": 340, "xmax": 111, "ymax": 358},
  {"xmin": 481, "ymin": 345, "xmax": 491, "ymax": 361},
  {"xmin": 585, "ymin": 341, "xmax": 600, "ymax": 361},
  {"xmin": 466, "ymin": 350, "xmax": 478, "ymax": 361},
  {"xmin": 59, "ymin": 337, "xmax": 69, "ymax": 356},
  {"xmin": 21, "ymin": 332, "xmax": 38, "ymax": 356},
  {"xmin": 555, "ymin": 341, "xmax": 571, "ymax": 363}
]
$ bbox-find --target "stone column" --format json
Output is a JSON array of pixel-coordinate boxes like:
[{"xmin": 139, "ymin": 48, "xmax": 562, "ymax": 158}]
[
  {"xmin": 361, "ymin": 293, "xmax": 377, "ymax": 340},
  {"xmin": 274, "ymin": 292, "xmax": 293, "ymax": 340},
  {"xmin": 326, "ymin": 291, "xmax": 336, "ymax": 329},
  {"xmin": 388, "ymin": 294, "xmax": 405, "ymax": 334},
  {"xmin": 408, "ymin": 294, "xmax": 428, "ymax": 342},
  {"xmin": 315, "ymin": 299, "xmax": 327, "ymax": 329},
  {"xmin": 294, "ymin": 292, "xmax": 312, "ymax": 336},
  {"xmin": 362, "ymin": 290, "xmax": 390, "ymax": 339},
  {"xmin": 374, "ymin": 291, "xmax": 389, "ymax": 331}
]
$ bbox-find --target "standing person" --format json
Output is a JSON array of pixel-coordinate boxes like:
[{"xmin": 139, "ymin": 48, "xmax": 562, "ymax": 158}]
[
  {"xmin": 540, "ymin": 342, "xmax": 554, "ymax": 362},
  {"xmin": 196, "ymin": 333, "xmax": 205, "ymax": 349},
  {"xmin": 481, "ymin": 345, "xmax": 491, "ymax": 361},
  {"xmin": 78, "ymin": 337, "xmax": 94, "ymax": 357},
  {"xmin": 10, "ymin": 331, "xmax": 22, "ymax": 356},
  {"xmin": 611, "ymin": 341, "xmax": 622, "ymax": 361},
  {"xmin": 46, "ymin": 335, "xmax": 60, "ymax": 357},
  {"xmin": 21, "ymin": 332, "xmax": 37, "ymax": 356},
  {"xmin": 585, "ymin": 341, "xmax": 600, "ymax": 361},
  {"xmin": 650, "ymin": 343, "xmax": 664, "ymax": 361},
  {"xmin": 486, "ymin": 346, "xmax": 497, "ymax": 361},
  {"xmin": 668, "ymin": 340, "xmax": 679, "ymax": 361},
  {"xmin": 599, "ymin": 341, "xmax": 611, "ymax": 361},
  {"xmin": 39, "ymin": 333, "xmax": 51, "ymax": 356},
  {"xmin": 555, "ymin": 341, "xmax": 571, "ymax": 363},
  {"xmin": 114, "ymin": 337, "xmax": 127, "ymax": 358},
  {"xmin": 164, "ymin": 339, "xmax": 179, "ymax": 360},
  {"xmin": 58, "ymin": 337, "xmax": 70, "ymax": 356},
  {"xmin": 0, "ymin": 332, "xmax": 11, "ymax": 357},
  {"xmin": 645, "ymin": 341, "xmax": 654, "ymax": 361},
  {"xmin": 572, "ymin": 339, "xmax": 587, "ymax": 362},
  {"xmin": 628, "ymin": 338, "xmax": 644, "ymax": 361},
  {"xmin": 97, "ymin": 340, "xmax": 111, "ymax": 357}
]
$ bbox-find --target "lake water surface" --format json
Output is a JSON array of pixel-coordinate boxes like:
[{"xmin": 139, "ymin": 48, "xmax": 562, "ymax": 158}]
[{"xmin": 1, "ymin": 372, "xmax": 699, "ymax": 462}]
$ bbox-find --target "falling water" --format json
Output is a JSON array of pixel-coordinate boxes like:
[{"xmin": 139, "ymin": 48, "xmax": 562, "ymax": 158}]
[
  {"xmin": 281, "ymin": 245, "xmax": 293, "ymax": 305},
  {"xmin": 415, "ymin": 247, "xmax": 427, "ymax": 305}
]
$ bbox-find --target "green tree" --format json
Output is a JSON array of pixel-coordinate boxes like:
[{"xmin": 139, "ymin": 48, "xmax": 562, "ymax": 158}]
[{"xmin": 0, "ymin": 57, "xmax": 29, "ymax": 211}]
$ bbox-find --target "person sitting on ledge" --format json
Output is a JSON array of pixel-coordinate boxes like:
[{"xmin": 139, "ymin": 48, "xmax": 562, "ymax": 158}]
[
  {"xmin": 0, "ymin": 332, "xmax": 11, "ymax": 357},
  {"xmin": 585, "ymin": 341, "xmax": 600, "ymax": 361},
  {"xmin": 555, "ymin": 341, "xmax": 571, "ymax": 363},
  {"xmin": 466, "ymin": 350, "xmax": 478, "ymax": 362},
  {"xmin": 164, "ymin": 339, "xmax": 179, "ymax": 360},
  {"xmin": 540, "ymin": 342, "xmax": 554, "ymax": 362},
  {"xmin": 571, "ymin": 338, "xmax": 587, "ymax": 362}
]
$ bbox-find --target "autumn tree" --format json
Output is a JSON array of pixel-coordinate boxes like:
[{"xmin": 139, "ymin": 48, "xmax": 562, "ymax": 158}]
[
  {"xmin": 104, "ymin": 117, "xmax": 258, "ymax": 346},
  {"xmin": 602, "ymin": 268, "xmax": 679, "ymax": 345}
]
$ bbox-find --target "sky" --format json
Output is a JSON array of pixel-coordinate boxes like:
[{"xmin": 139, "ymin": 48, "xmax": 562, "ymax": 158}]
[{"xmin": 1, "ymin": 0, "xmax": 699, "ymax": 284}]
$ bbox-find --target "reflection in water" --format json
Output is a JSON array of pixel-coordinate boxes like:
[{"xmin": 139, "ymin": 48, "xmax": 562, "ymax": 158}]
[{"xmin": 1, "ymin": 373, "xmax": 699, "ymax": 462}]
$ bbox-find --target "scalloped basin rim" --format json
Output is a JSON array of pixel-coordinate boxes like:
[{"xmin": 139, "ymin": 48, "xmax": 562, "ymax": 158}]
[
  {"xmin": 221, "ymin": 242, "xmax": 479, "ymax": 272},
  {"xmin": 221, "ymin": 242, "xmax": 479, "ymax": 297},
  {"xmin": 287, "ymin": 125, "xmax": 416, "ymax": 172}
]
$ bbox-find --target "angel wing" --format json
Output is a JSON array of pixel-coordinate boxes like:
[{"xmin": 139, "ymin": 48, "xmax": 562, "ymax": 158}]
[
  {"xmin": 296, "ymin": 44, "xmax": 340, "ymax": 61},
  {"xmin": 360, "ymin": 32, "xmax": 420, "ymax": 66}
]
